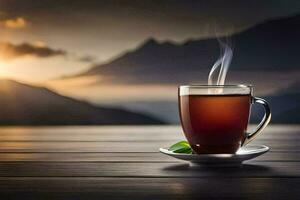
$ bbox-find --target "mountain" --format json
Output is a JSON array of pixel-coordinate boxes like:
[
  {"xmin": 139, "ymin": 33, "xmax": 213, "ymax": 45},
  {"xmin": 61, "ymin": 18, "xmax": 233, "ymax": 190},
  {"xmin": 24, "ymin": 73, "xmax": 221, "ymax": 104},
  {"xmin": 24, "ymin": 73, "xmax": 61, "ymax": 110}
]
[
  {"xmin": 119, "ymin": 92, "xmax": 300, "ymax": 125},
  {"xmin": 0, "ymin": 79, "xmax": 164, "ymax": 125},
  {"xmin": 75, "ymin": 14, "xmax": 300, "ymax": 84},
  {"xmin": 250, "ymin": 93, "xmax": 300, "ymax": 124},
  {"xmin": 118, "ymin": 81, "xmax": 300, "ymax": 124},
  {"xmin": 62, "ymin": 14, "xmax": 300, "ymax": 124},
  {"xmin": 251, "ymin": 83, "xmax": 300, "ymax": 124}
]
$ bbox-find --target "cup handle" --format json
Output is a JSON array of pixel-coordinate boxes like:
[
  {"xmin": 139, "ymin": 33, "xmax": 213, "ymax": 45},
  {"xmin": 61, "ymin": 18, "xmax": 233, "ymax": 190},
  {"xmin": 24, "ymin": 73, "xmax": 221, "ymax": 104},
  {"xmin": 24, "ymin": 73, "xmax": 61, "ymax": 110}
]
[{"xmin": 242, "ymin": 97, "xmax": 272, "ymax": 146}]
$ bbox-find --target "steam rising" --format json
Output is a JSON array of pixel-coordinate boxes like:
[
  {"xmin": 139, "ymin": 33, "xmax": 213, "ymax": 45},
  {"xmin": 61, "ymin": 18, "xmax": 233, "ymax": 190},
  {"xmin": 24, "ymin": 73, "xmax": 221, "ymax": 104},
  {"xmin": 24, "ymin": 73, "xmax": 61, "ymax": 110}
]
[{"xmin": 208, "ymin": 42, "xmax": 233, "ymax": 85}]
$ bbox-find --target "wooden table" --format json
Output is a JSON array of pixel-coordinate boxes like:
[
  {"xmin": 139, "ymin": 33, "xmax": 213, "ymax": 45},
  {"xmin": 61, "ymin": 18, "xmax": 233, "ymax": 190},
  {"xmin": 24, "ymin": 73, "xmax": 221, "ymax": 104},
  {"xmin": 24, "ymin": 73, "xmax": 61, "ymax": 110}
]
[{"xmin": 0, "ymin": 125, "xmax": 299, "ymax": 199}]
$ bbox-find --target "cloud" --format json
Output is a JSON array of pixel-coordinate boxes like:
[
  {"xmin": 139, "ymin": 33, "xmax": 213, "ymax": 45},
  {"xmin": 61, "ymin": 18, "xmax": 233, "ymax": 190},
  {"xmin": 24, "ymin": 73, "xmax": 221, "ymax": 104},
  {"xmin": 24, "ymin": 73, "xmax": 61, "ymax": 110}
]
[
  {"xmin": 0, "ymin": 17, "xmax": 27, "ymax": 29},
  {"xmin": 0, "ymin": 41, "xmax": 66, "ymax": 61}
]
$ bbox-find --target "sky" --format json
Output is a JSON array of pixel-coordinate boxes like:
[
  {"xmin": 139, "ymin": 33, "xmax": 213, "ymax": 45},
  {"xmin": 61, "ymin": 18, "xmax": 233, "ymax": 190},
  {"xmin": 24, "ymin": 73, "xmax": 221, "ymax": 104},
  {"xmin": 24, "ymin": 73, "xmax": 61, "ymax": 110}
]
[{"xmin": 0, "ymin": 0, "xmax": 300, "ymax": 83}]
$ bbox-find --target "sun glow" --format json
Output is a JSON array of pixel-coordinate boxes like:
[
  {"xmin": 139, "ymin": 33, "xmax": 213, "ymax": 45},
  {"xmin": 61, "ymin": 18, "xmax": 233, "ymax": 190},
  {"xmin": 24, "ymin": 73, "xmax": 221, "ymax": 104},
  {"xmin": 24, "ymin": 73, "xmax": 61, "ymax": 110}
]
[{"xmin": 0, "ymin": 60, "xmax": 9, "ymax": 78}]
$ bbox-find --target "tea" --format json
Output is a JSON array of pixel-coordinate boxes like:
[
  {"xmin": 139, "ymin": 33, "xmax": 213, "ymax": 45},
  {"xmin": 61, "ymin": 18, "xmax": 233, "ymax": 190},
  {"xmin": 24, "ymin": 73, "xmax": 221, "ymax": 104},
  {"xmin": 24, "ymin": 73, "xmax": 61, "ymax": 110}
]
[{"xmin": 179, "ymin": 94, "xmax": 251, "ymax": 154}]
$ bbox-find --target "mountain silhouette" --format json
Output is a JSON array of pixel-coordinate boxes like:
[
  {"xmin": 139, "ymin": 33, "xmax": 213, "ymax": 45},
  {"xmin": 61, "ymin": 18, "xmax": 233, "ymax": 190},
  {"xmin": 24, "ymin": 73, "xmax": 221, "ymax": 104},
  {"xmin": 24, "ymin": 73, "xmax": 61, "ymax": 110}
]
[
  {"xmin": 251, "ymin": 83, "xmax": 300, "ymax": 124},
  {"xmin": 77, "ymin": 14, "xmax": 300, "ymax": 84},
  {"xmin": 66, "ymin": 13, "xmax": 300, "ymax": 124},
  {"xmin": 0, "ymin": 79, "xmax": 164, "ymax": 125},
  {"xmin": 120, "ymin": 82, "xmax": 300, "ymax": 124}
]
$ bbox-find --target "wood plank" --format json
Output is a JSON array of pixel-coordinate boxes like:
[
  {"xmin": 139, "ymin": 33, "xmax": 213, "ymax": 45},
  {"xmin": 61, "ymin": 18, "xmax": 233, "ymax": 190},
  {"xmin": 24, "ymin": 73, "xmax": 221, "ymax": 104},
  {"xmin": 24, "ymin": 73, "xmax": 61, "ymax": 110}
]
[
  {"xmin": 0, "ymin": 177, "xmax": 299, "ymax": 200},
  {"xmin": 0, "ymin": 140, "xmax": 297, "ymax": 152},
  {"xmin": 0, "ymin": 125, "xmax": 297, "ymax": 142},
  {"xmin": 0, "ymin": 136, "xmax": 296, "ymax": 142},
  {"xmin": 0, "ymin": 125, "xmax": 297, "ymax": 199},
  {"xmin": 0, "ymin": 141, "xmax": 167, "ymax": 152},
  {"xmin": 0, "ymin": 152, "xmax": 298, "ymax": 162},
  {"xmin": 0, "ymin": 161, "xmax": 299, "ymax": 177}
]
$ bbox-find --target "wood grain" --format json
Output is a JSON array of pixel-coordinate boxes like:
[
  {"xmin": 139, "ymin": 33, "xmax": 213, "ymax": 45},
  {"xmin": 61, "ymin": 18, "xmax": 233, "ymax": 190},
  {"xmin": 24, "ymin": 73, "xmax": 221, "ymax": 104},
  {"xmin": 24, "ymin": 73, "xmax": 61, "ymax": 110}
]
[
  {"xmin": 0, "ymin": 125, "xmax": 297, "ymax": 141},
  {"xmin": 0, "ymin": 140, "xmax": 297, "ymax": 152},
  {"xmin": 0, "ymin": 152, "xmax": 298, "ymax": 162},
  {"xmin": 0, "ymin": 125, "xmax": 298, "ymax": 199},
  {"xmin": 0, "ymin": 178, "xmax": 299, "ymax": 200},
  {"xmin": 0, "ymin": 161, "xmax": 299, "ymax": 177}
]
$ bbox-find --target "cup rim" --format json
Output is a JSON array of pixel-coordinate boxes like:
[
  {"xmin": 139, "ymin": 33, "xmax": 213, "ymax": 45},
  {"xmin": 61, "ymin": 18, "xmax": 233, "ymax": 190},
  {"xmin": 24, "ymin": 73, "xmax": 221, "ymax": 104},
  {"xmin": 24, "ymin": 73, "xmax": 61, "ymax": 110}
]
[{"xmin": 179, "ymin": 84, "xmax": 253, "ymax": 89}]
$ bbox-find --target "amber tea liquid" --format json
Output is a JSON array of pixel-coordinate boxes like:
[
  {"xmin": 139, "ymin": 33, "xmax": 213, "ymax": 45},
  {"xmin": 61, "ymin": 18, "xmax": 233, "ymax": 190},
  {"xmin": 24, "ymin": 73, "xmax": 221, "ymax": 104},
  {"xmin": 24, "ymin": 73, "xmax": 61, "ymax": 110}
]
[{"xmin": 179, "ymin": 94, "xmax": 251, "ymax": 154}]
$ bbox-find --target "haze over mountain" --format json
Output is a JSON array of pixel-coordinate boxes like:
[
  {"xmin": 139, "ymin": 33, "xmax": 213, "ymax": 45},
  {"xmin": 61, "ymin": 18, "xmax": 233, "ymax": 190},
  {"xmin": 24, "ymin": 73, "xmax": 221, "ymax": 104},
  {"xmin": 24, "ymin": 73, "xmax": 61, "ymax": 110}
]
[
  {"xmin": 121, "ymin": 82, "xmax": 300, "ymax": 124},
  {"xmin": 0, "ymin": 79, "xmax": 164, "ymax": 125},
  {"xmin": 57, "ymin": 13, "xmax": 300, "ymax": 124},
  {"xmin": 75, "ymin": 14, "xmax": 300, "ymax": 92},
  {"xmin": 254, "ymin": 82, "xmax": 300, "ymax": 124}
]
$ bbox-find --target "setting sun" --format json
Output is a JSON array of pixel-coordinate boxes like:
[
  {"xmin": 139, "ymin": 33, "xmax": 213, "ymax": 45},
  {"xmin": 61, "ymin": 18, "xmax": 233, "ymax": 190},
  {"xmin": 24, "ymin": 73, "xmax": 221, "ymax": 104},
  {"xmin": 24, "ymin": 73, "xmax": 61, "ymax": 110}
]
[
  {"xmin": 0, "ymin": 60, "xmax": 8, "ymax": 78},
  {"xmin": 0, "ymin": 59, "xmax": 19, "ymax": 79}
]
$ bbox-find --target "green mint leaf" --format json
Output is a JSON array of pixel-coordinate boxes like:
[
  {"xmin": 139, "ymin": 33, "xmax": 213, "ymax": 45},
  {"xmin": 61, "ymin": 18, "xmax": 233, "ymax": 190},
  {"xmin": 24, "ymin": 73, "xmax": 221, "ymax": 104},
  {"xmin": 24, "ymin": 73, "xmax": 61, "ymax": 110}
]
[{"xmin": 169, "ymin": 141, "xmax": 192, "ymax": 154}]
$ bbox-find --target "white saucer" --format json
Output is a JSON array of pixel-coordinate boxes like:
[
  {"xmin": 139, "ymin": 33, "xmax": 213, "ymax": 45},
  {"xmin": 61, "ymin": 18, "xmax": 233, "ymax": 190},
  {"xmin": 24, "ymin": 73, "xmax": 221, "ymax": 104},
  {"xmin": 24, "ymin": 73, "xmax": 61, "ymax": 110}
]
[{"xmin": 159, "ymin": 145, "xmax": 269, "ymax": 166}]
